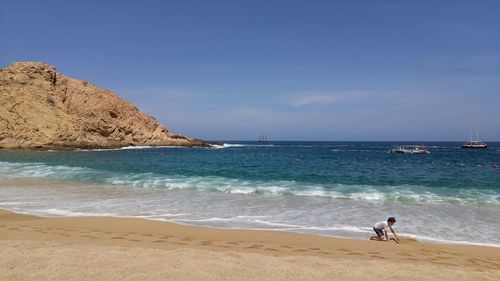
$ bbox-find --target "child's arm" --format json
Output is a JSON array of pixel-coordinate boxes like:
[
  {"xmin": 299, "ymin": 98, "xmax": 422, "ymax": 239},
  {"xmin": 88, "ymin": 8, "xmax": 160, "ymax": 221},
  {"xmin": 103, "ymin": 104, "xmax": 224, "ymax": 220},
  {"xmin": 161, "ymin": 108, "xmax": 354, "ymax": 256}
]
[
  {"xmin": 384, "ymin": 230, "xmax": 389, "ymax": 241},
  {"xmin": 389, "ymin": 226, "xmax": 400, "ymax": 241}
]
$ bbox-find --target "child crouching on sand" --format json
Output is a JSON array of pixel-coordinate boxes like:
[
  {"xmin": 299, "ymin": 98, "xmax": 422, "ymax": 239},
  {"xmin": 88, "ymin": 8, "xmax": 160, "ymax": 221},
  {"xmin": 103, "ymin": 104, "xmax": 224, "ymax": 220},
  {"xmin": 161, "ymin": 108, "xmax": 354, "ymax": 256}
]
[{"xmin": 370, "ymin": 217, "xmax": 400, "ymax": 243}]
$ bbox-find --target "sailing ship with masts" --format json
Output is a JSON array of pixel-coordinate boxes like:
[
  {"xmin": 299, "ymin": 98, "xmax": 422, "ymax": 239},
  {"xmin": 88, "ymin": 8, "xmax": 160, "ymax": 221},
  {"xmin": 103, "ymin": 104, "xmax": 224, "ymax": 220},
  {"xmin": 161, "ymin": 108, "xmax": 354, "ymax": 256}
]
[
  {"xmin": 462, "ymin": 129, "xmax": 487, "ymax": 149},
  {"xmin": 258, "ymin": 135, "xmax": 268, "ymax": 143}
]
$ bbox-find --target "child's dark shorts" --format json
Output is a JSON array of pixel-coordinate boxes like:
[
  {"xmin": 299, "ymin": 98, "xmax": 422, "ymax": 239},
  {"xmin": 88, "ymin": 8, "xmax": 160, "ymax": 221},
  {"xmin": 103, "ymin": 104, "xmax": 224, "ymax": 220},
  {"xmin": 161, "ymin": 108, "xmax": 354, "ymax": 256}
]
[{"xmin": 373, "ymin": 227, "xmax": 384, "ymax": 237}]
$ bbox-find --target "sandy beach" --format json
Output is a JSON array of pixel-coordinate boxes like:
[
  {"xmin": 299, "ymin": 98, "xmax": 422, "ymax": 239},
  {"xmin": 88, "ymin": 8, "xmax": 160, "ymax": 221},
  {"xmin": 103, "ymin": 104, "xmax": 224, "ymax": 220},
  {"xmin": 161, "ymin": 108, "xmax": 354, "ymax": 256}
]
[{"xmin": 0, "ymin": 209, "xmax": 499, "ymax": 280}]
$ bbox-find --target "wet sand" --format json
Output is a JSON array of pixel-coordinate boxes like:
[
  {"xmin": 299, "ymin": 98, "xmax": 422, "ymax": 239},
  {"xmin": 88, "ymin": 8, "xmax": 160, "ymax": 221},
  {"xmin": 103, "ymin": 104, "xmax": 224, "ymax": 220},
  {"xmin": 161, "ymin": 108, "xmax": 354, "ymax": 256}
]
[{"xmin": 1, "ymin": 209, "xmax": 499, "ymax": 280}]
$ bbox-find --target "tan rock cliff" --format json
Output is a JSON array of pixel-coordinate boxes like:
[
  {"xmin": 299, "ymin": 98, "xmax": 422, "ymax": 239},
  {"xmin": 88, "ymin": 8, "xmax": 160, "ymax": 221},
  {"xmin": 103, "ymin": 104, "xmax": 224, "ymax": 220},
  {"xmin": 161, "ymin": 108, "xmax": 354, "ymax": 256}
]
[{"xmin": 0, "ymin": 62, "xmax": 206, "ymax": 149}]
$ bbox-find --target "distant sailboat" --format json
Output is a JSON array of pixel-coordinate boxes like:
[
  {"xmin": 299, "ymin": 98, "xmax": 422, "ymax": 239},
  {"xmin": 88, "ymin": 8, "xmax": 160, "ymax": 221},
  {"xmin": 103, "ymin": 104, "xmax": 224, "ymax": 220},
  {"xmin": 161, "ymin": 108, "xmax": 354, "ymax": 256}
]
[
  {"xmin": 258, "ymin": 135, "xmax": 268, "ymax": 143},
  {"xmin": 462, "ymin": 129, "xmax": 487, "ymax": 149}
]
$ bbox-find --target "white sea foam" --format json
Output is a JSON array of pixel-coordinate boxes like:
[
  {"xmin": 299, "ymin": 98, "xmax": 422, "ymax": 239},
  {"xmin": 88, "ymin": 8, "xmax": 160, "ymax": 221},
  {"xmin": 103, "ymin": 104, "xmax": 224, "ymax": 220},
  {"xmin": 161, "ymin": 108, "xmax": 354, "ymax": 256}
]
[
  {"xmin": 245, "ymin": 219, "xmax": 370, "ymax": 233},
  {"xmin": 15, "ymin": 208, "xmax": 112, "ymax": 218},
  {"xmin": 167, "ymin": 217, "xmax": 370, "ymax": 234},
  {"xmin": 75, "ymin": 145, "xmax": 195, "ymax": 152},
  {"xmin": 1, "ymin": 182, "xmax": 499, "ymax": 248},
  {"xmin": 0, "ymin": 161, "xmax": 95, "ymax": 179},
  {"xmin": 1, "ymin": 161, "xmax": 498, "ymax": 206},
  {"xmin": 222, "ymin": 143, "xmax": 247, "ymax": 148},
  {"xmin": 214, "ymin": 143, "xmax": 276, "ymax": 149},
  {"xmin": 399, "ymin": 233, "xmax": 500, "ymax": 248},
  {"xmin": 136, "ymin": 213, "xmax": 190, "ymax": 218}
]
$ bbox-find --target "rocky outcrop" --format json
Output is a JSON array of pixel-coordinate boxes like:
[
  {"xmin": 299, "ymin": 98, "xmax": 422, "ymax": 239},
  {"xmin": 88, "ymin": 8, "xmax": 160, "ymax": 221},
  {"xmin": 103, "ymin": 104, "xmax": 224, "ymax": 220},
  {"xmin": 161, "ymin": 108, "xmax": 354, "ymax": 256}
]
[{"xmin": 0, "ymin": 62, "xmax": 206, "ymax": 149}]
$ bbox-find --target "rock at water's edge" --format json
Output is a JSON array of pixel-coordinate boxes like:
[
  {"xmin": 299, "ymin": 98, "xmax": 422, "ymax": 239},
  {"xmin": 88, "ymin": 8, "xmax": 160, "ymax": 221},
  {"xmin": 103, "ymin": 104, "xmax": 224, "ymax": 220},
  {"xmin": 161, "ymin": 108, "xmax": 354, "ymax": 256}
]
[{"xmin": 0, "ymin": 62, "xmax": 207, "ymax": 149}]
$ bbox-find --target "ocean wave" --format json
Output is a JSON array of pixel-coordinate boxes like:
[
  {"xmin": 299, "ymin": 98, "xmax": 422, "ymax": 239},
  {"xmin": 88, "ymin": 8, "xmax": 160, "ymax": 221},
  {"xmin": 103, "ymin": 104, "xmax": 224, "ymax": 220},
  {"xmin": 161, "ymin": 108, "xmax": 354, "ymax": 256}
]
[
  {"xmin": 9, "ymin": 208, "xmax": 113, "ymax": 218},
  {"xmin": 0, "ymin": 161, "xmax": 97, "ymax": 179},
  {"xmin": 170, "ymin": 217, "xmax": 370, "ymax": 233},
  {"xmin": 399, "ymin": 233, "xmax": 500, "ymax": 248},
  {"xmin": 1, "ymin": 161, "xmax": 498, "ymax": 206},
  {"xmin": 213, "ymin": 143, "xmax": 276, "ymax": 149},
  {"xmin": 75, "ymin": 145, "xmax": 195, "ymax": 152},
  {"xmin": 2, "ymin": 205, "xmax": 498, "ymax": 247},
  {"xmin": 217, "ymin": 143, "xmax": 248, "ymax": 148}
]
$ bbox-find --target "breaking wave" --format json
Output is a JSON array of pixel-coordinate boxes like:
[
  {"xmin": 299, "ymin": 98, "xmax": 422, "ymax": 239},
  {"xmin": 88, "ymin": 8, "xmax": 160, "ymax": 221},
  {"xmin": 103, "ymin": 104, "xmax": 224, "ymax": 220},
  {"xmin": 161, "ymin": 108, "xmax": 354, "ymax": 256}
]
[{"xmin": 0, "ymin": 161, "xmax": 498, "ymax": 206}]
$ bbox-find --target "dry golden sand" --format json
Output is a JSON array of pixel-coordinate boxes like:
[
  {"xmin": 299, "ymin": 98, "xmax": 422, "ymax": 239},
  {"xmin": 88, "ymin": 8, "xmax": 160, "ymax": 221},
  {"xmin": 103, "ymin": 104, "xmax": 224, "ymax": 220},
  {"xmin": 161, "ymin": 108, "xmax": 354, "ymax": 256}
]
[{"xmin": 1, "ymin": 210, "xmax": 499, "ymax": 281}]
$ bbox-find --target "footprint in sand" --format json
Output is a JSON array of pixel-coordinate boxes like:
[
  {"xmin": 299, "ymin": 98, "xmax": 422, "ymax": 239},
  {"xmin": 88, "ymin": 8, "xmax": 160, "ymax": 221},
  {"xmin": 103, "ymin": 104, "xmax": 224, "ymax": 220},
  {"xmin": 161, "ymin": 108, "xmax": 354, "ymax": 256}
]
[
  {"xmin": 246, "ymin": 244, "xmax": 264, "ymax": 249},
  {"xmin": 436, "ymin": 256, "xmax": 452, "ymax": 260},
  {"xmin": 153, "ymin": 239, "xmax": 168, "ymax": 243},
  {"xmin": 111, "ymin": 236, "xmax": 125, "ymax": 240},
  {"xmin": 370, "ymin": 255, "xmax": 389, "ymax": 259},
  {"xmin": 466, "ymin": 259, "xmax": 480, "ymax": 265},
  {"xmin": 293, "ymin": 249, "xmax": 308, "ymax": 253},
  {"xmin": 265, "ymin": 248, "xmax": 278, "ymax": 252},
  {"xmin": 436, "ymin": 262, "xmax": 455, "ymax": 266}
]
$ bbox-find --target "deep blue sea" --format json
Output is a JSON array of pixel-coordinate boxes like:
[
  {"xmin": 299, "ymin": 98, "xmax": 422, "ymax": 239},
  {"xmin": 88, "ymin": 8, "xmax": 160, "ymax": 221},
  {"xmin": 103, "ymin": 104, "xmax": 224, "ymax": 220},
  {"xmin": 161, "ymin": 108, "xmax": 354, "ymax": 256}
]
[{"xmin": 1, "ymin": 142, "xmax": 499, "ymax": 246}]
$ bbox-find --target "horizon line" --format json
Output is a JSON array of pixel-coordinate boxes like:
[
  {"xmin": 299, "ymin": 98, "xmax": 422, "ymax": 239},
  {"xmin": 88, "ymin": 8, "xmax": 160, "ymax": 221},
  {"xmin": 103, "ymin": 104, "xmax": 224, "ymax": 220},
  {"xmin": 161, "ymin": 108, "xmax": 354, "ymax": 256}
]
[{"xmin": 207, "ymin": 140, "xmax": 500, "ymax": 143}]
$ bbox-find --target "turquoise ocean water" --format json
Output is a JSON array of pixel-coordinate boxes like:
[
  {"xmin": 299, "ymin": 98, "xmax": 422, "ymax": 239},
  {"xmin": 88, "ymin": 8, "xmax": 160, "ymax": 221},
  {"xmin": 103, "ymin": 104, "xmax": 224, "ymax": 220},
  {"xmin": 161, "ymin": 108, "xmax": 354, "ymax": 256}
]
[{"xmin": 1, "ymin": 142, "xmax": 499, "ymax": 246}]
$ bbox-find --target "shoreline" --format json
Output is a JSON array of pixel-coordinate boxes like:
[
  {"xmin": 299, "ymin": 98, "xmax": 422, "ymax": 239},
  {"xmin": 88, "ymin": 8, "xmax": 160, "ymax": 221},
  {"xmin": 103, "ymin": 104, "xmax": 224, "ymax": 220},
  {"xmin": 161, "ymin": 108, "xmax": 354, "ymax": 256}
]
[
  {"xmin": 3, "ymin": 207, "xmax": 500, "ymax": 249},
  {"xmin": 0, "ymin": 141, "xmax": 216, "ymax": 151},
  {"xmin": 0, "ymin": 172, "xmax": 499, "ymax": 248},
  {"xmin": 1, "ymin": 209, "xmax": 499, "ymax": 280}
]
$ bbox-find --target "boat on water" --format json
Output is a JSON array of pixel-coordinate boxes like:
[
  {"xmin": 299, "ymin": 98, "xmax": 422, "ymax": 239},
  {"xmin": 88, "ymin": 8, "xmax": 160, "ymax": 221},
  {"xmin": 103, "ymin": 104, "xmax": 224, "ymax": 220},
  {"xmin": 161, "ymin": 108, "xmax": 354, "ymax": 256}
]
[
  {"xmin": 391, "ymin": 145, "xmax": 430, "ymax": 154},
  {"xmin": 462, "ymin": 141, "xmax": 488, "ymax": 149},
  {"xmin": 462, "ymin": 130, "xmax": 487, "ymax": 149}
]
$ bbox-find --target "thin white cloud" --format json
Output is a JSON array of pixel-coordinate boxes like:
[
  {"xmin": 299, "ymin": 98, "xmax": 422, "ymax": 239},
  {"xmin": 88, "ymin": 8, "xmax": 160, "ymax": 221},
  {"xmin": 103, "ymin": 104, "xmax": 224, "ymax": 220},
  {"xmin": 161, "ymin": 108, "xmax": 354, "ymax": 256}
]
[
  {"xmin": 287, "ymin": 91, "xmax": 370, "ymax": 108},
  {"xmin": 120, "ymin": 87, "xmax": 500, "ymax": 140}
]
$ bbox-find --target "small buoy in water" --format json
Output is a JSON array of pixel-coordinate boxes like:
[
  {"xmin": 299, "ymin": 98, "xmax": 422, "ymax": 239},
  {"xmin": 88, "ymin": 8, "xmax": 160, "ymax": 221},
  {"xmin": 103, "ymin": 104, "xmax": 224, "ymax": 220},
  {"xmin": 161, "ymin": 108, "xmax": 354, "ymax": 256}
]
[
  {"xmin": 492, "ymin": 164, "xmax": 498, "ymax": 169},
  {"xmin": 294, "ymin": 159, "xmax": 300, "ymax": 163}
]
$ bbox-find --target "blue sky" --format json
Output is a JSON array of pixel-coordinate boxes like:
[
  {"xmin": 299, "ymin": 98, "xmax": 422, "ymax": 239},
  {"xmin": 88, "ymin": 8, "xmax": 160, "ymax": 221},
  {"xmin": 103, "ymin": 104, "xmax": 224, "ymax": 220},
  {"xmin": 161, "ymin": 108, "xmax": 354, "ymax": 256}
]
[{"xmin": 1, "ymin": 0, "xmax": 499, "ymax": 141}]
